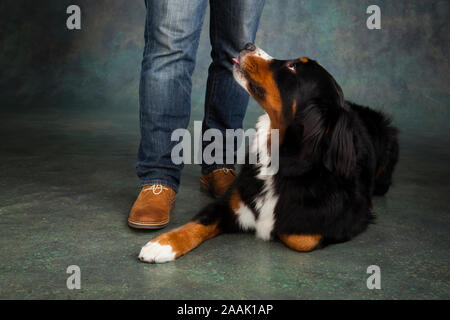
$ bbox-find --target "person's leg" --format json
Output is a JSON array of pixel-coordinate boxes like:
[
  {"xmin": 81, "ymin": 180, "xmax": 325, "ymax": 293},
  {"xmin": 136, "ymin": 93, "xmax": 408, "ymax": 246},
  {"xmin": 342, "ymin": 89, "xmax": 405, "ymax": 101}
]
[
  {"xmin": 137, "ymin": 0, "xmax": 208, "ymax": 192},
  {"xmin": 201, "ymin": 0, "xmax": 266, "ymax": 174}
]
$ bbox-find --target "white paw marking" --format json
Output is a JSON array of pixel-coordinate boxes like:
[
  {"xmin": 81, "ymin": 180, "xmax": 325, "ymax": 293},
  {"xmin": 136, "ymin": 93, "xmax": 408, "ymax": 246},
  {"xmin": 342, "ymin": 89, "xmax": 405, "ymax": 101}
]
[
  {"xmin": 138, "ymin": 241, "xmax": 176, "ymax": 264},
  {"xmin": 236, "ymin": 202, "xmax": 256, "ymax": 231}
]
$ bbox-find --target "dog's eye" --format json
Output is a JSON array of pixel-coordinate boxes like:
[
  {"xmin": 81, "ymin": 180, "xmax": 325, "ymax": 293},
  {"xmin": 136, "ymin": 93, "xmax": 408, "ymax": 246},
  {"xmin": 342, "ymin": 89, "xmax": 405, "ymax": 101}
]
[{"xmin": 287, "ymin": 63, "xmax": 296, "ymax": 72}]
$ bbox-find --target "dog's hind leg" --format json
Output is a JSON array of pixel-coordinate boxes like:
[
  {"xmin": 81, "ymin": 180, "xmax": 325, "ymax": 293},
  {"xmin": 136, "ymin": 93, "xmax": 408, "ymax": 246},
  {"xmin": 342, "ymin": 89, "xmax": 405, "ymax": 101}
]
[{"xmin": 278, "ymin": 234, "xmax": 323, "ymax": 252}]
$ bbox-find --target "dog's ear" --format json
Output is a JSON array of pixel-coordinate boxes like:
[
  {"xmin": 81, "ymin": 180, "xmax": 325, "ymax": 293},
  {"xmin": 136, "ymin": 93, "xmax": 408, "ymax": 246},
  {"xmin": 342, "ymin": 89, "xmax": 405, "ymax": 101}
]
[
  {"xmin": 298, "ymin": 102, "xmax": 327, "ymax": 158},
  {"xmin": 323, "ymin": 111, "xmax": 356, "ymax": 178}
]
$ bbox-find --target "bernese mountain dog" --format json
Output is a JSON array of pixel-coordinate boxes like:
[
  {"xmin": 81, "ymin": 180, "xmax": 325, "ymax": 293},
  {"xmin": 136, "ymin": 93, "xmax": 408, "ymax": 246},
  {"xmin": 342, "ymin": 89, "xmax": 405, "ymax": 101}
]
[{"xmin": 138, "ymin": 43, "xmax": 399, "ymax": 263}]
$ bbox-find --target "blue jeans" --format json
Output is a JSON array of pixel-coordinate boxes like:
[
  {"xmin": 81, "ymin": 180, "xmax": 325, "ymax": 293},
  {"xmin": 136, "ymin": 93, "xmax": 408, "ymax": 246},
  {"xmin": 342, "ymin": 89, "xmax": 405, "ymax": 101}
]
[{"xmin": 137, "ymin": 0, "xmax": 265, "ymax": 192}]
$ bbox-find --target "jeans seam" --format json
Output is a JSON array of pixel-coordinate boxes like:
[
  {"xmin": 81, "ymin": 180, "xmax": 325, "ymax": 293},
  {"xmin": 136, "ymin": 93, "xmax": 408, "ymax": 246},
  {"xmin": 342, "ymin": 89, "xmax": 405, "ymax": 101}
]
[{"xmin": 205, "ymin": 1, "xmax": 220, "ymax": 127}]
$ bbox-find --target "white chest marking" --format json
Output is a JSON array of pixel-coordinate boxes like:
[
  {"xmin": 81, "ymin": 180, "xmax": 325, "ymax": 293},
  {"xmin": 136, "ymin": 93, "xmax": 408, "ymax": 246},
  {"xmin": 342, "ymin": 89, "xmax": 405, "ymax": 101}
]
[{"xmin": 236, "ymin": 113, "xmax": 278, "ymax": 240}]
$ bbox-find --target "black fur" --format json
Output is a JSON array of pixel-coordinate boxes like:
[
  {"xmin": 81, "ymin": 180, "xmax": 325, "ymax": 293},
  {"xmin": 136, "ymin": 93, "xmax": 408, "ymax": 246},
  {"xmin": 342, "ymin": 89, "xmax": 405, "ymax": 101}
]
[{"xmin": 193, "ymin": 56, "xmax": 399, "ymax": 249}]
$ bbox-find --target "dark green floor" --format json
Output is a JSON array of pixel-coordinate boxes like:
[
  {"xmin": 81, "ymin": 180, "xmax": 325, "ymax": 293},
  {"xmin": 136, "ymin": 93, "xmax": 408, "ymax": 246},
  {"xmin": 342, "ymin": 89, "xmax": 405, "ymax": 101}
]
[{"xmin": 0, "ymin": 106, "xmax": 449, "ymax": 299}]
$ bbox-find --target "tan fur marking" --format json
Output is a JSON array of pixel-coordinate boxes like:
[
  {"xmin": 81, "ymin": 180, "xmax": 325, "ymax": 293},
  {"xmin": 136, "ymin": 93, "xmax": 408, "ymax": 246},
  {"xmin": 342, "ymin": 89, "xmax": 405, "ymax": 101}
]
[
  {"xmin": 153, "ymin": 222, "xmax": 220, "ymax": 258},
  {"xmin": 279, "ymin": 234, "xmax": 322, "ymax": 252},
  {"xmin": 300, "ymin": 57, "xmax": 309, "ymax": 63},
  {"xmin": 242, "ymin": 56, "xmax": 285, "ymax": 140},
  {"xmin": 375, "ymin": 166, "xmax": 385, "ymax": 180},
  {"xmin": 229, "ymin": 188, "xmax": 243, "ymax": 212}
]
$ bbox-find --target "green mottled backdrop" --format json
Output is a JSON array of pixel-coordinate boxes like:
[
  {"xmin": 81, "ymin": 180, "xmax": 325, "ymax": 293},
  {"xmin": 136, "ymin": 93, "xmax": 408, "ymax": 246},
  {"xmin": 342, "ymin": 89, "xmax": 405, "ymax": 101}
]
[{"xmin": 1, "ymin": 0, "xmax": 449, "ymax": 135}]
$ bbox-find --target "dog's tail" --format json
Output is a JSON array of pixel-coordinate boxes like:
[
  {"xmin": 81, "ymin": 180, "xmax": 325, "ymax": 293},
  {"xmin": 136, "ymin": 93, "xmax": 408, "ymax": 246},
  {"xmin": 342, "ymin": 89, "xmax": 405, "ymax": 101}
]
[{"xmin": 374, "ymin": 125, "xmax": 399, "ymax": 196}]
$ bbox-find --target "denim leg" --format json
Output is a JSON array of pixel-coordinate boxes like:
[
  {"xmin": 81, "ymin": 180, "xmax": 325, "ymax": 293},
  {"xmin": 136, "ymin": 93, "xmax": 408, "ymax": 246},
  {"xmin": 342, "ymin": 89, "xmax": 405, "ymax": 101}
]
[
  {"xmin": 137, "ymin": 0, "xmax": 208, "ymax": 192},
  {"xmin": 201, "ymin": 0, "xmax": 266, "ymax": 174}
]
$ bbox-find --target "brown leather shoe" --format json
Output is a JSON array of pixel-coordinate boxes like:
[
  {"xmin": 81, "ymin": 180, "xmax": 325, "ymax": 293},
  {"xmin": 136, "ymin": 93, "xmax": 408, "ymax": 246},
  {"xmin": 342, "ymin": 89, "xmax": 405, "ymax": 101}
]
[
  {"xmin": 200, "ymin": 168, "xmax": 236, "ymax": 198},
  {"xmin": 128, "ymin": 185, "xmax": 176, "ymax": 229}
]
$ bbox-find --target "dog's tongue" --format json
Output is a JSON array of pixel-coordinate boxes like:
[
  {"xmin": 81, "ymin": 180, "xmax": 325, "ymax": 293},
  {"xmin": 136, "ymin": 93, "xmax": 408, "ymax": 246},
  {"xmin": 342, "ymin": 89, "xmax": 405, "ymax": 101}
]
[{"xmin": 232, "ymin": 57, "xmax": 239, "ymax": 64}]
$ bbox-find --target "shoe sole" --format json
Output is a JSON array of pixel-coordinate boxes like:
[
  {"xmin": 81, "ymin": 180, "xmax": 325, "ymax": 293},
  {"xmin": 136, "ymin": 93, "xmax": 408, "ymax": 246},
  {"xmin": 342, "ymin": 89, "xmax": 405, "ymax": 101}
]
[{"xmin": 128, "ymin": 220, "xmax": 169, "ymax": 230}]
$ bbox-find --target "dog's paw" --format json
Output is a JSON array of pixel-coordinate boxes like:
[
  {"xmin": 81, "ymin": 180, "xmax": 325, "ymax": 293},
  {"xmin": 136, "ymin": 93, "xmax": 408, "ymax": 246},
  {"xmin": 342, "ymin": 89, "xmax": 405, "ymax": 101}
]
[{"xmin": 138, "ymin": 241, "xmax": 176, "ymax": 264}]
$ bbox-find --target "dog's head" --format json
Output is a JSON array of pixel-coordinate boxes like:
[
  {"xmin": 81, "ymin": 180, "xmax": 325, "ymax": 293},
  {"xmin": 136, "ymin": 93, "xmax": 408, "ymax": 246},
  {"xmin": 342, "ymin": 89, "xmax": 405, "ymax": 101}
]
[{"xmin": 233, "ymin": 43, "xmax": 355, "ymax": 177}]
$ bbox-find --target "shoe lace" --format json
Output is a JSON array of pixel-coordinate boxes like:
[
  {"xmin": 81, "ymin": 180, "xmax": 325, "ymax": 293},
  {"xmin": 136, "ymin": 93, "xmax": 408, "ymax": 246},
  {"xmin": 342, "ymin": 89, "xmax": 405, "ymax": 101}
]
[
  {"xmin": 142, "ymin": 184, "xmax": 168, "ymax": 195},
  {"xmin": 221, "ymin": 168, "xmax": 235, "ymax": 175}
]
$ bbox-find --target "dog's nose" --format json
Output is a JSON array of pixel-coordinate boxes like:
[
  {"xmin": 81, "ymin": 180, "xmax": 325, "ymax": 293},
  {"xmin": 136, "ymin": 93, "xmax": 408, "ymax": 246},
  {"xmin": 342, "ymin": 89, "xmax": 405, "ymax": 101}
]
[{"xmin": 244, "ymin": 43, "xmax": 256, "ymax": 51}]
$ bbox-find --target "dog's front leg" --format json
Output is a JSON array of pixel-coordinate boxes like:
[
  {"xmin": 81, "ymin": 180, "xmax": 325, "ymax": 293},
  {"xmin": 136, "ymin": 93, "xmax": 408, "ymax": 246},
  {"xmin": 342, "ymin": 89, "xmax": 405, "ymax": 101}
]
[
  {"xmin": 138, "ymin": 185, "xmax": 242, "ymax": 264},
  {"xmin": 138, "ymin": 221, "xmax": 221, "ymax": 263}
]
